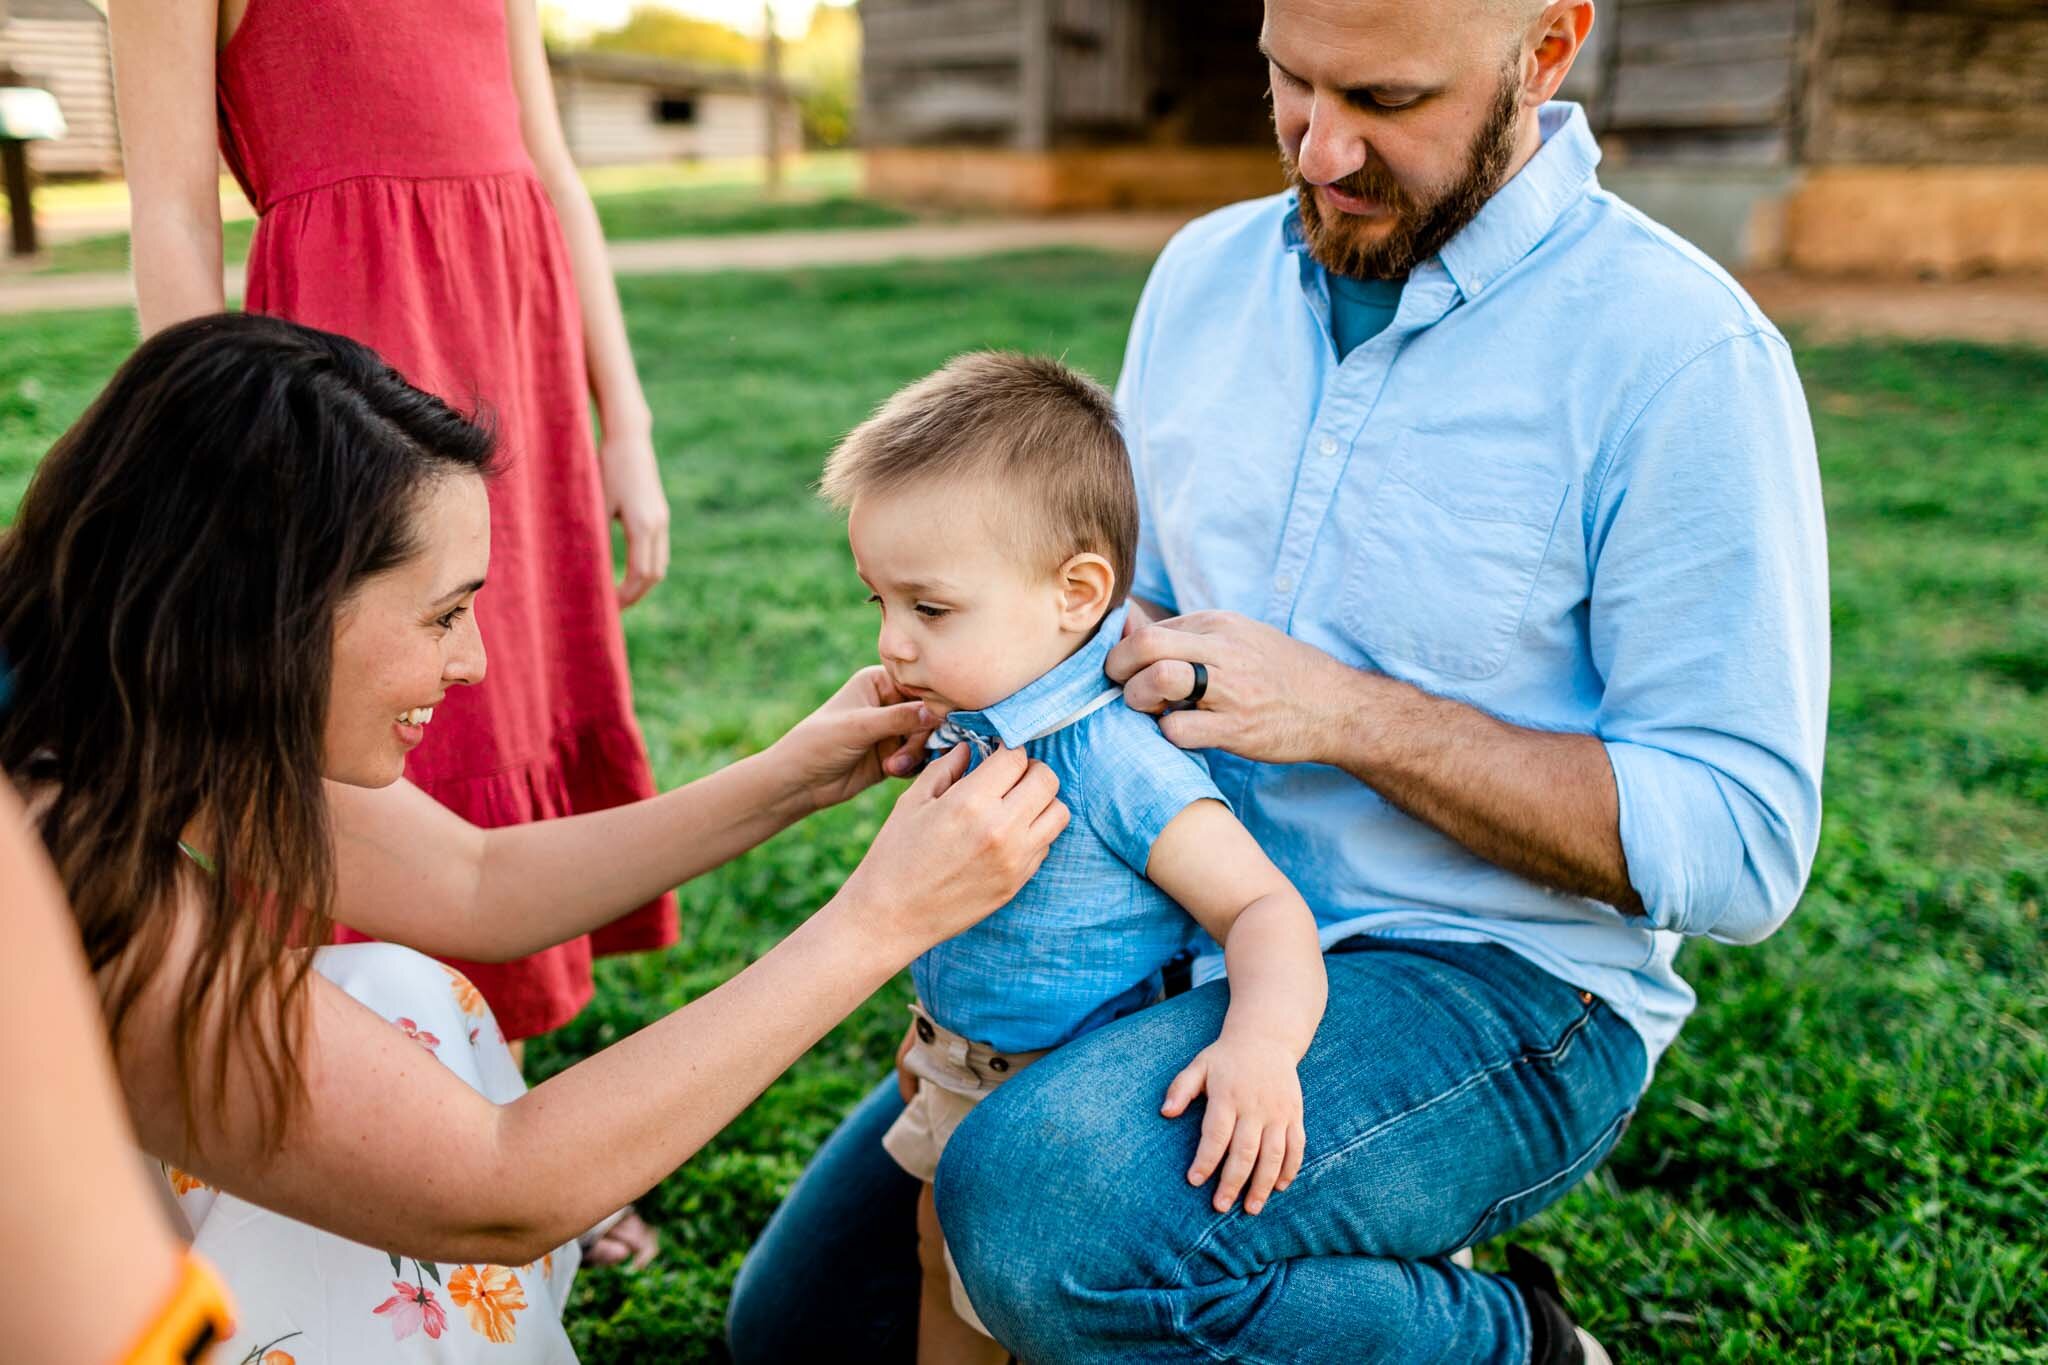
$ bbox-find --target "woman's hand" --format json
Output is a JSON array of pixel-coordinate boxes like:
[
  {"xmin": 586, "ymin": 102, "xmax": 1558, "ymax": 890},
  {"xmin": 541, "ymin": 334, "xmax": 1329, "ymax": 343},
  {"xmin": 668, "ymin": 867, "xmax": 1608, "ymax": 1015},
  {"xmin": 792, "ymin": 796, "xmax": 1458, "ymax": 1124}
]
[
  {"xmin": 842, "ymin": 744, "xmax": 1068, "ymax": 958},
  {"xmin": 770, "ymin": 667, "xmax": 938, "ymax": 815},
  {"xmin": 599, "ymin": 428, "xmax": 671, "ymax": 607}
]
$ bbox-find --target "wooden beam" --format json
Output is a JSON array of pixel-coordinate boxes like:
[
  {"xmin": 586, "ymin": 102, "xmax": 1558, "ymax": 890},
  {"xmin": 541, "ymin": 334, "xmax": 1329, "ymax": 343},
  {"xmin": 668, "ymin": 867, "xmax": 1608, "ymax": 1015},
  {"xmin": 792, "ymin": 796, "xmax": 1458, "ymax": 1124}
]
[{"xmin": 1016, "ymin": 0, "xmax": 1050, "ymax": 151}]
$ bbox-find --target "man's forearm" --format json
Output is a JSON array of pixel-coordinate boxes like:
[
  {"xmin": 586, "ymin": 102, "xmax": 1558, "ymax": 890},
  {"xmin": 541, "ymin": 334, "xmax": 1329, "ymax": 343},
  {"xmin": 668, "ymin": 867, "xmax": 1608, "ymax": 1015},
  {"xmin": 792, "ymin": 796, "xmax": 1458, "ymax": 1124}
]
[{"xmin": 1320, "ymin": 668, "xmax": 1644, "ymax": 914}]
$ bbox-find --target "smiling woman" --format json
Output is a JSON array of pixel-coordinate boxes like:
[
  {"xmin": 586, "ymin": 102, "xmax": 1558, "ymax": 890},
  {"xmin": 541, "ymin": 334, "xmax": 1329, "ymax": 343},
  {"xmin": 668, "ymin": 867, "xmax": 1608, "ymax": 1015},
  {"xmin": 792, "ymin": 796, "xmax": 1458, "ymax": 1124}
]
[{"xmin": 0, "ymin": 313, "xmax": 1069, "ymax": 1361}]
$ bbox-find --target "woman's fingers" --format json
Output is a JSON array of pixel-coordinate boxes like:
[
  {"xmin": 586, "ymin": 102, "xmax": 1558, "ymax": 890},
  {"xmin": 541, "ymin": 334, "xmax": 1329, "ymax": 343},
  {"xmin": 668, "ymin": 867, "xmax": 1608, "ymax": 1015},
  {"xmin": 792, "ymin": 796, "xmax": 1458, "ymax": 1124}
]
[
  {"xmin": 1160, "ymin": 1058, "xmax": 1207, "ymax": 1118},
  {"xmin": 1025, "ymin": 794, "xmax": 1071, "ymax": 848},
  {"xmin": 998, "ymin": 752, "xmax": 1064, "ymax": 825},
  {"xmin": 617, "ymin": 513, "xmax": 666, "ymax": 608},
  {"xmin": 1242, "ymin": 1126, "xmax": 1290, "ymax": 1216},
  {"xmin": 845, "ymin": 699, "xmax": 930, "ymax": 749},
  {"xmin": 910, "ymin": 741, "xmax": 972, "ymax": 799}
]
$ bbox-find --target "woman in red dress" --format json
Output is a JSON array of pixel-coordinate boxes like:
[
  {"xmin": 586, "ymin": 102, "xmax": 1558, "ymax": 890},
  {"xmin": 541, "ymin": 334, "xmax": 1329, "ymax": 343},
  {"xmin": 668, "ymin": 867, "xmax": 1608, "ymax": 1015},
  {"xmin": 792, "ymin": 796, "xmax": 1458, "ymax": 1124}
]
[{"xmin": 113, "ymin": 0, "xmax": 678, "ymax": 1262}]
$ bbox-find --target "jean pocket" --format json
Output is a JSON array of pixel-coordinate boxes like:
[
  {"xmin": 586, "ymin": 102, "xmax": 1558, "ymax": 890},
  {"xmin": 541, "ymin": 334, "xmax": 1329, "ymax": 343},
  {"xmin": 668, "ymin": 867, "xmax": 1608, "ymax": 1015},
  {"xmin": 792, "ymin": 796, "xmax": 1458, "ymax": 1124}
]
[
  {"xmin": 1454, "ymin": 1102, "xmax": 1634, "ymax": 1251},
  {"xmin": 1339, "ymin": 437, "xmax": 1569, "ymax": 680}
]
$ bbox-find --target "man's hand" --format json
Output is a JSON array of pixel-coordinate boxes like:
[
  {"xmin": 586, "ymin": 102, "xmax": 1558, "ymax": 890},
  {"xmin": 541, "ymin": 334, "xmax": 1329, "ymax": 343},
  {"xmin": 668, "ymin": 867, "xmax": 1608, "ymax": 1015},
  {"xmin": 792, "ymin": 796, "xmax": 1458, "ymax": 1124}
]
[
  {"xmin": 1106, "ymin": 611, "xmax": 1352, "ymax": 765},
  {"xmin": 1161, "ymin": 1032, "xmax": 1307, "ymax": 1216}
]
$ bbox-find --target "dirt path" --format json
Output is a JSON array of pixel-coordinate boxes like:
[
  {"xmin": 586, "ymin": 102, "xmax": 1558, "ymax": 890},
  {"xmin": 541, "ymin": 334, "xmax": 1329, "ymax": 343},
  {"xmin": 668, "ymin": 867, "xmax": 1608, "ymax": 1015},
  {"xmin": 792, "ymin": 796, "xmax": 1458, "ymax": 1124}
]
[
  {"xmin": 1, "ymin": 214, "xmax": 2039, "ymax": 347},
  {"xmin": 1739, "ymin": 270, "xmax": 2048, "ymax": 347},
  {"xmin": 0, "ymin": 214, "xmax": 1194, "ymax": 316}
]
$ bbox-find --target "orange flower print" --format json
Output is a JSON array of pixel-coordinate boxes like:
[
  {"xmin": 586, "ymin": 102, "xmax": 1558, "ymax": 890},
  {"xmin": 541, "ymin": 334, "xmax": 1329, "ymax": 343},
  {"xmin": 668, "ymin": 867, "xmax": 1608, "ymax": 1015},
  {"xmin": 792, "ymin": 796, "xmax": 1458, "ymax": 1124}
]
[
  {"xmin": 235, "ymin": 1331, "xmax": 301, "ymax": 1365},
  {"xmin": 394, "ymin": 1016, "xmax": 441, "ymax": 1052},
  {"xmin": 163, "ymin": 1163, "xmax": 210, "ymax": 1196},
  {"xmin": 441, "ymin": 964, "xmax": 487, "ymax": 1018},
  {"xmin": 449, "ymin": 1264, "xmax": 526, "ymax": 1343}
]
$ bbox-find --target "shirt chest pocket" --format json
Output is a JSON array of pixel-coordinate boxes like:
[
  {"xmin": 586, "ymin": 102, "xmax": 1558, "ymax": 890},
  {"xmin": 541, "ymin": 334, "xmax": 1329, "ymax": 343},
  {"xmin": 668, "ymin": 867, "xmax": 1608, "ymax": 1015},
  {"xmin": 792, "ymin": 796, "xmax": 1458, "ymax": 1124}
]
[{"xmin": 1339, "ymin": 438, "xmax": 1570, "ymax": 680}]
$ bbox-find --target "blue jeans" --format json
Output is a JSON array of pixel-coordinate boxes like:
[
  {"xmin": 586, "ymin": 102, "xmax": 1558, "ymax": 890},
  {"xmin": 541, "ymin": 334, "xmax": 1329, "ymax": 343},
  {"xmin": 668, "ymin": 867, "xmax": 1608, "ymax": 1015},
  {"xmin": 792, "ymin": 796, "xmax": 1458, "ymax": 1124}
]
[{"xmin": 728, "ymin": 939, "xmax": 1647, "ymax": 1363}]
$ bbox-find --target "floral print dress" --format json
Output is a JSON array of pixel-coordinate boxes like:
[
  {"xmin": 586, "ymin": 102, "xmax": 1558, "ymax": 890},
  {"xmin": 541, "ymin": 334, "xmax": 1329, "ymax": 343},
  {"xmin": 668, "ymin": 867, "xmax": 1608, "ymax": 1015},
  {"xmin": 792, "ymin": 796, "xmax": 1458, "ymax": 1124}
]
[{"xmin": 165, "ymin": 942, "xmax": 582, "ymax": 1362}]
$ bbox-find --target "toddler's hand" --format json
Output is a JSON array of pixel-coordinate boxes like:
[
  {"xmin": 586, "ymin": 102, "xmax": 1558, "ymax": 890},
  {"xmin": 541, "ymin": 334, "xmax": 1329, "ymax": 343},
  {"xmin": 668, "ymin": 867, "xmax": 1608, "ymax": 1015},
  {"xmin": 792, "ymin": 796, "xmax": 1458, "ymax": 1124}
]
[{"xmin": 1161, "ymin": 1034, "xmax": 1306, "ymax": 1216}]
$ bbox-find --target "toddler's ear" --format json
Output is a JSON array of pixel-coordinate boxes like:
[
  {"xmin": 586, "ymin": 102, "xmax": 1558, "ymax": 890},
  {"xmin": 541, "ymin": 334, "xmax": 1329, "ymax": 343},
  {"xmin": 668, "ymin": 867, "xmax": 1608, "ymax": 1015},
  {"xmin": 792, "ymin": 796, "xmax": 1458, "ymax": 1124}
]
[{"xmin": 1058, "ymin": 553, "xmax": 1116, "ymax": 632}]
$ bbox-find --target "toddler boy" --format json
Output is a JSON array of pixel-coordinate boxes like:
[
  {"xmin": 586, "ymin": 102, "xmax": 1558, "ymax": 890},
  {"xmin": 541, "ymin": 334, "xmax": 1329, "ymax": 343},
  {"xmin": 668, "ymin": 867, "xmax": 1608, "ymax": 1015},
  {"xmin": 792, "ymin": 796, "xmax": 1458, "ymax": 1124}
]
[{"xmin": 821, "ymin": 352, "xmax": 1328, "ymax": 1364}]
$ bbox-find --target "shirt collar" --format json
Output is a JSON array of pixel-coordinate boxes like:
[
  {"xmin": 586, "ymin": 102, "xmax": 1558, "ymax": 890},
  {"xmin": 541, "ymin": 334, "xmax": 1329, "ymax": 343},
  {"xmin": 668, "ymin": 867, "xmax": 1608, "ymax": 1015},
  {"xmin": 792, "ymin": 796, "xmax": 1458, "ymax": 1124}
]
[
  {"xmin": 1282, "ymin": 101, "xmax": 1601, "ymax": 303},
  {"xmin": 942, "ymin": 601, "xmax": 1129, "ymax": 748}
]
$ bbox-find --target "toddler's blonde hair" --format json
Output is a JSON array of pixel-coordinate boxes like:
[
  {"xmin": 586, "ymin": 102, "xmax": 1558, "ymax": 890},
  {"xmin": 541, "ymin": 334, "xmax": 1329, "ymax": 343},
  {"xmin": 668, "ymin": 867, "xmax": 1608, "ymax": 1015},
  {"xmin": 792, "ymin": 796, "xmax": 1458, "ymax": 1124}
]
[{"xmin": 821, "ymin": 351, "xmax": 1138, "ymax": 606}]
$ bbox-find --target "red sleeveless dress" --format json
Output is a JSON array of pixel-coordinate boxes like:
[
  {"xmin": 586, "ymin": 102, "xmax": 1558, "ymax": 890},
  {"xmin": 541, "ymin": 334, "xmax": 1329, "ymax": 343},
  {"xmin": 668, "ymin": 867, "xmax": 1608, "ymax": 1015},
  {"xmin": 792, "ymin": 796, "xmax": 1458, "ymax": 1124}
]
[{"xmin": 218, "ymin": 0, "xmax": 678, "ymax": 1038}]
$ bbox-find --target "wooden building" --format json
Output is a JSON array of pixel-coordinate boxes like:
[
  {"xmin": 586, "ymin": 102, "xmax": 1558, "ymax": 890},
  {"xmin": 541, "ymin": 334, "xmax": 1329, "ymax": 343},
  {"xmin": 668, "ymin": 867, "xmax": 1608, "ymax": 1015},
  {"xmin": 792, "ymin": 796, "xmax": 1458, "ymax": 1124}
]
[
  {"xmin": 861, "ymin": 0, "xmax": 2047, "ymax": 275},
  {"xmin": 858, "ymin": 1, "xmax": 1281, "ymax": 211},
  {"xmin": 1591, "ymin": 0, "xmax": 2048, "ymax": 274},
  {"xmin": 0, "ymin": 0, "xmax": 119, "ymax": 178},
  {"xmin": 549, "ymin": 49, "xmax": 802, "ymax": 169}
]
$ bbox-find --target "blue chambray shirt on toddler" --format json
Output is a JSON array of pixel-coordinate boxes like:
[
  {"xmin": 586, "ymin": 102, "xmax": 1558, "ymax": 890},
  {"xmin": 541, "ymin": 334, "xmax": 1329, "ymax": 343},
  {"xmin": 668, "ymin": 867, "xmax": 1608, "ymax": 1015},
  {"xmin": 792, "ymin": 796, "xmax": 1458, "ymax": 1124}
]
[{"xmin": 912, "ymin": 601, "xmax": 1225, "ymax": 1055}]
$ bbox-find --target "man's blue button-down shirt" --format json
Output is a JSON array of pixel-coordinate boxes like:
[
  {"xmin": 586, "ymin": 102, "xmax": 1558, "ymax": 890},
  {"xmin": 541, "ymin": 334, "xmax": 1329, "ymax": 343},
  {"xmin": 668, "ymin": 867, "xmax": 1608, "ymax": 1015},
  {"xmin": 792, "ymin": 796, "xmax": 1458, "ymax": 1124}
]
[
  {"xmin": 914, "ymin": 602, "xmax": 1226, "ymax": 1054},
  {"xmin": 1117, "ymin": 104, "xmax": 1829, "ymax": 1072}
]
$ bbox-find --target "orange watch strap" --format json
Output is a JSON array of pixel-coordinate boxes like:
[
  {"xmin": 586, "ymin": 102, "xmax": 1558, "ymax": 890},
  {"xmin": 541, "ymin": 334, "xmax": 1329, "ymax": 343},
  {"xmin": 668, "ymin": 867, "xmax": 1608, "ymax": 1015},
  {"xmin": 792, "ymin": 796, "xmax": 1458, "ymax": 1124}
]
[{"xmin": 119, "ymin": 1252, "xmax": 235, "ymax": 1364}]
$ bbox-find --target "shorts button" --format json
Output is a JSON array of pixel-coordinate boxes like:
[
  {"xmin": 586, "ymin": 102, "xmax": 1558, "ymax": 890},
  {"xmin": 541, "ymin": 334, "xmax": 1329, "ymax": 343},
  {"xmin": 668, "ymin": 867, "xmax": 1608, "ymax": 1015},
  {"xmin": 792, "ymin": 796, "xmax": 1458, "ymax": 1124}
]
[
  {"xmin": 1579, "ymin": 991, "xmax": 1595, "ymax": 1005},
  {"xmin": 989, "ymin": 1056, "xmax": 1009, "ymax": 1072},
  {"xmin": 916, "ymin": 1018, "xmax": 936, "ymax": 1042}
]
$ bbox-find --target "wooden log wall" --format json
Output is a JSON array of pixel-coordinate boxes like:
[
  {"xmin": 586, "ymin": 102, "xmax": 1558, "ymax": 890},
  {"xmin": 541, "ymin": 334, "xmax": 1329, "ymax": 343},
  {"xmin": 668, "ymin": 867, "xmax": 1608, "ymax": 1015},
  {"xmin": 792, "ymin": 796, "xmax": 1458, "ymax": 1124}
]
[
  {"xmin": 1806, "ymin": 0, "xmax": 2048, "ymax": 164},
  {"xmin": 859, "ymin": 0, "xmax": 1268, "ymax": 150},
  {"xmin": 0, "ymin": 15, "xmax": 120, "ymax": 176},
  {"xmin": 1598, "ymin": 0, "xmax": 1805, "ymax": 165},
  {"xmin": 859, "ymin": 0, "xmax": 1030, "ymax": 146}
]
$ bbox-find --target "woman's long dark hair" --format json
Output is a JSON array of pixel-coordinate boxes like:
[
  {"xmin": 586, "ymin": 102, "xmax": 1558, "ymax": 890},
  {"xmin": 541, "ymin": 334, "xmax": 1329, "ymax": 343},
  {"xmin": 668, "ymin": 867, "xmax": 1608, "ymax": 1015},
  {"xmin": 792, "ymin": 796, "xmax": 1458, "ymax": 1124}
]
[{"xmin": 0, "ymin": 313, "xmax": 494, "ymax": 1156}]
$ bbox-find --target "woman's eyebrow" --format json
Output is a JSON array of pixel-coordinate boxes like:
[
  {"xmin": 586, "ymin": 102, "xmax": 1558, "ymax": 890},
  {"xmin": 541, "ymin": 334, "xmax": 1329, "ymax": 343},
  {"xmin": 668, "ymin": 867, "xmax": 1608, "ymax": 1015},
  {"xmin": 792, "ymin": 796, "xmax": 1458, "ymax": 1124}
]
[{"xmin": 433, "ymin": 578, "xmax": 486, "ymax": 606}]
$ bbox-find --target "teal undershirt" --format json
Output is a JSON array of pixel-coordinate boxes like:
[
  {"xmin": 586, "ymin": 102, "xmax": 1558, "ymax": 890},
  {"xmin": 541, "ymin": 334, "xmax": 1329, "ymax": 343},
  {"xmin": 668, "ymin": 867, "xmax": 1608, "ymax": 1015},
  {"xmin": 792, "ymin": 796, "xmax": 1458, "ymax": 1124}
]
[{"xmin": 1326, "ymin": 272, "xmax": 1405, "ymax": 360}]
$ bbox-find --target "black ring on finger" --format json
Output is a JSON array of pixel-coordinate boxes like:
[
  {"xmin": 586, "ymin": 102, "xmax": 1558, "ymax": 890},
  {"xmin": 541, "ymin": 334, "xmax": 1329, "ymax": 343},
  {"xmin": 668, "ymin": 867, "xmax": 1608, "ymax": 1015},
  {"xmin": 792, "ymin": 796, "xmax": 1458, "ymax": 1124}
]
[{"xmin": 1176, "ymin": 661, "xmax": 1209, "ymax": 711}]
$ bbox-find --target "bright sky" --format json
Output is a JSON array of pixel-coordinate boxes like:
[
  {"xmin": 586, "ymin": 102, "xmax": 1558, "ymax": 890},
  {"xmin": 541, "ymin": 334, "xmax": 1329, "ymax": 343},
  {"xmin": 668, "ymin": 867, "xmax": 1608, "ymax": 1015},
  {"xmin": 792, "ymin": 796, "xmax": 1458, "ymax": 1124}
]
[{"xmin": 548, "ymin": 0, "xmax": 835, "ymax": 40}]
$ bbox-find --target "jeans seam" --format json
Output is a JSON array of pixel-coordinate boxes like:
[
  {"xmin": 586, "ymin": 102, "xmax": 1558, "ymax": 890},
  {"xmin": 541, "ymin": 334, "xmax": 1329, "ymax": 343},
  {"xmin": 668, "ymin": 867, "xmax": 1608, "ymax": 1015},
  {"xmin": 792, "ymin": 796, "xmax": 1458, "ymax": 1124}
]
[
  {"xmin": 1451, "ymin": 1101, "xmax": 1635, "ymax": 1252},
  {"xmin": 1165, "ymin": 1004, "xmax": 1602, "ymax": 1360}
]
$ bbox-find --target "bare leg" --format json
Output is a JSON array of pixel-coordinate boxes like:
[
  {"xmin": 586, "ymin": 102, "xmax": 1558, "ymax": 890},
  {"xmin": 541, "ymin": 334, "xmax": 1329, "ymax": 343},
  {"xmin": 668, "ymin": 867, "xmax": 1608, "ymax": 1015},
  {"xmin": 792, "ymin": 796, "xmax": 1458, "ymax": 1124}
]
[{"xmin": 916, "ymin": 1183, "xmax": 1008, "ymax": 1365}]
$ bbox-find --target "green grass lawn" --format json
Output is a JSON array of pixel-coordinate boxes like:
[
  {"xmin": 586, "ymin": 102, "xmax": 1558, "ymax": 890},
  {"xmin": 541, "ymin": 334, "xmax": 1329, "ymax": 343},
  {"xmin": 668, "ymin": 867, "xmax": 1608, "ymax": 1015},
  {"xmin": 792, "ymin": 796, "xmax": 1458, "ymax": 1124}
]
[
  {"xmin": 0, "ymin": 254, "xmax": 2042, "ymax": 1361},
  {"xmin": 22, "ymin": 153, "xmax": 907, "ymax": 276}
]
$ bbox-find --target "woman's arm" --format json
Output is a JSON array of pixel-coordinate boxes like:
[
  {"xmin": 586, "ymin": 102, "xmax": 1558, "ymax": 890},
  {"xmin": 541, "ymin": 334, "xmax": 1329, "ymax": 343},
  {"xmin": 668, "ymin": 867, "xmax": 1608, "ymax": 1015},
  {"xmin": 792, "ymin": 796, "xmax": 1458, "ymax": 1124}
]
[
  {"xmin": 108, "ymin": 0, "xmax": 229, "ymax": 333},
  {"xmin": 2, "ymin": 786, "xmax": 190, "ymax": 1365},
  {"xmin": 502, "ymin": 0, "xmax": 671, "ymax": 607},
  {"xmin": 124, "ymin": 744, "xmax": 1067, "ymax": 1266},
  {"xmin": 329, "ymin": 667, "xmax": 932, "ymax": 962}
]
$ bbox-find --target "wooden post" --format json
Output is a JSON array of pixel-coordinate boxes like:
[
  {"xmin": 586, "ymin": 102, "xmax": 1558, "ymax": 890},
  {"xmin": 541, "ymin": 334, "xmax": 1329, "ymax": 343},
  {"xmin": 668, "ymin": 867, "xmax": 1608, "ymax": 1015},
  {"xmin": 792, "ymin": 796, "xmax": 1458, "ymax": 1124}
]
[
  {"xmin": 762, "ymin": 3, "xmax": 783, "ymax": 193},
  {"xmin": 1016, "ymin": 0, "xmax": 1052, "ymax": 152},
  {"xmin": 1796, "ymin": 0, "xmax": 1845, "ymax": 166},
  {"xmin": 0, "ymin": 25, "xmax": 38, "ymax": 258}
]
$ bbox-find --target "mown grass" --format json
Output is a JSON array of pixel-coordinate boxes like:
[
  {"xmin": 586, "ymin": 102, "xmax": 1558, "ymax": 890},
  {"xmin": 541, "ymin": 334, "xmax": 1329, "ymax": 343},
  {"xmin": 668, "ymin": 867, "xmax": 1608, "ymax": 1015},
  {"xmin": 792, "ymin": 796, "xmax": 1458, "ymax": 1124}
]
[
  {"xmin": 0, "ymin": 253, "xmax": 2041, "ymax": 1361},
  {"xmin": 22, "ymin": 152, "xmax": 904, "ymax": 276}
]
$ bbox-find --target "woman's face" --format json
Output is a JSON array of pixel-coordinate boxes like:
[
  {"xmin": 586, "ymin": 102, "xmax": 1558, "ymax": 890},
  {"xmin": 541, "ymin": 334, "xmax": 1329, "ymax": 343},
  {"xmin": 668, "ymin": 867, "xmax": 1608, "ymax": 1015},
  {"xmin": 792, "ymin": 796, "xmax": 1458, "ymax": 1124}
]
[{"xmin": 325, "ymin": 473, "xmax": 491, "ymax": 787}]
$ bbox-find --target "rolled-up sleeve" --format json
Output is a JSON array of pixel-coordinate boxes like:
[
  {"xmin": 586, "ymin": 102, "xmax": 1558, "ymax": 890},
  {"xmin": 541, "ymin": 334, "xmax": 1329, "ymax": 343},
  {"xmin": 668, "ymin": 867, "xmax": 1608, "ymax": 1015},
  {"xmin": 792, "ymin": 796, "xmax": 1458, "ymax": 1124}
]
[{"xmin": 1589, "ymin": 329, "xmax": 1830, "ymax": 944}]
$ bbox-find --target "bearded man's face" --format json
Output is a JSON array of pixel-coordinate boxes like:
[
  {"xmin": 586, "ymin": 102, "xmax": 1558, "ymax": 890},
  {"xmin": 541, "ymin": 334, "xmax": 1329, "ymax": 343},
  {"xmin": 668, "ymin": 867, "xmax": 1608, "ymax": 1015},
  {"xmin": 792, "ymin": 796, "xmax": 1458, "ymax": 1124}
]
[{"xmin": 1264, "ymin": 0, "xmax": 1542, "ymax": 281}]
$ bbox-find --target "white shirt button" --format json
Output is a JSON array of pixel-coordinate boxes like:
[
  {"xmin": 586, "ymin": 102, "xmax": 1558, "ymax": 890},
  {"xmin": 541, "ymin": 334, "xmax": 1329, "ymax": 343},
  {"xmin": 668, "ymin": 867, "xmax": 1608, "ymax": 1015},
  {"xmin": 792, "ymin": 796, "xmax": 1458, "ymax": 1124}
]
[
  {"xmin": 1275, "ymin": 573, "xmax": 1295, "ymax": 594},
  {"xmin": 1318, "ymin": 437, "xmax": 1339, "ymax": 457}
]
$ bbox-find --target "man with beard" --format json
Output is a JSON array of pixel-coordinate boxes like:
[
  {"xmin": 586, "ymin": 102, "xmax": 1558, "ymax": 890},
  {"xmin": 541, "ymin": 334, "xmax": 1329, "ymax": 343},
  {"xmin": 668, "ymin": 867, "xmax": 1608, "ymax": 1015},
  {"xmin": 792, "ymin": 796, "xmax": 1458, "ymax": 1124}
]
[{"xmin": 728, "ymin": 2, "xmax": 1828, "ymax": 1362}]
